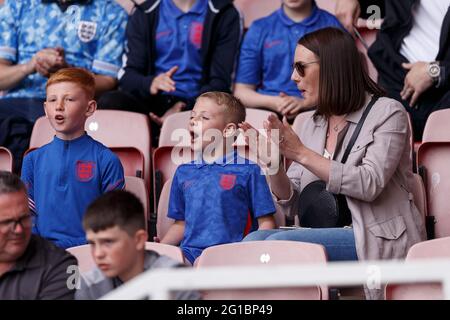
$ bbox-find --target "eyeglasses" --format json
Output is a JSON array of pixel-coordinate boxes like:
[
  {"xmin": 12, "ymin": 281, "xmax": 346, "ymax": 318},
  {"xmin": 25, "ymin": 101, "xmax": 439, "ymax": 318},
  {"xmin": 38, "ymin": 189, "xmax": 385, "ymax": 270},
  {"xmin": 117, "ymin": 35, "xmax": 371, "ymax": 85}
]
[
  {"xmin": 292, "ymin": 60, "xmax": 319, "ymax": 77},
  {"xmin": 0, "ymin": 214, "xmax": 32, "ymax": 233}
]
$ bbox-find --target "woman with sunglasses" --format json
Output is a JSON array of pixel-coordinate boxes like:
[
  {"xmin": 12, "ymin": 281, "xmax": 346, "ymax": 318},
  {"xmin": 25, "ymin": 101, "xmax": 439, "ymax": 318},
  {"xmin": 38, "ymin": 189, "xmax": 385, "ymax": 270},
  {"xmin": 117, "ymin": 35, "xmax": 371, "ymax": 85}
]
[{"xmin": 240, "ymin": 27, "xmax": 425, "ymax": 299}]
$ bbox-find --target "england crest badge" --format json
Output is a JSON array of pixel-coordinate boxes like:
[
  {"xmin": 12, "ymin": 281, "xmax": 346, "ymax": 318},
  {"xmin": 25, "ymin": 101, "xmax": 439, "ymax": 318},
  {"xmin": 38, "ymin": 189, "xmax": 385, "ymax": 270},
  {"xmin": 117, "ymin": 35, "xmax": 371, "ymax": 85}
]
[{"xmin": 78, "ymin": 21, "xmax": 97, "ymax": 43}]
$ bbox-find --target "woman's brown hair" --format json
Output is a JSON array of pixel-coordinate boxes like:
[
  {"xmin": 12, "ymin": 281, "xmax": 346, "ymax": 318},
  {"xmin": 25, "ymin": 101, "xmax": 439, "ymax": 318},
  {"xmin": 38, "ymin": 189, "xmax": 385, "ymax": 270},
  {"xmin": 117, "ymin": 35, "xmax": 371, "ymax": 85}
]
[{"xmin": 297, "ymin": 27, "xmax": 384, "ymax": 117}]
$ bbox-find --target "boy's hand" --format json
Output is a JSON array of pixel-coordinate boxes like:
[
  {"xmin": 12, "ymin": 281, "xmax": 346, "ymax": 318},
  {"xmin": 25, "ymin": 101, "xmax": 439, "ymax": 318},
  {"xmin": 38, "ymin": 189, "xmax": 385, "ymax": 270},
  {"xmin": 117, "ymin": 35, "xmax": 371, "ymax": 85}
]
[
  {"xmin": 150, "ymin": 66, "xmax": 178, "ymax": 95},
  {"xmin": 149, "ymin": 101, "xmax": 186, "ymax": 126}
]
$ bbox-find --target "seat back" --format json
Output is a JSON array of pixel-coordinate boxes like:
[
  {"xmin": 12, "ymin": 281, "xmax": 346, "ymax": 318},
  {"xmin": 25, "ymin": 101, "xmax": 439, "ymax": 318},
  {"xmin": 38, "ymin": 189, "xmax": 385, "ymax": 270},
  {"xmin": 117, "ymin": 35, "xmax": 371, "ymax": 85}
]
[
  {"xmin": 67, "ymin": 242, "xmax": 184, "ymax": 273},
  {"xmin": 385, "ymin": 237, "xmax": 450, "ymax": 300},
  {"xmin": 196, "ymin": 240, "xmax": 328, "ymax": 300},
  {"xmin": 0, "ymin": 147, "xmax": 13, "ymax": 172},
  {"xmin": 153, "ymin": 146, "xmax": 192, "ymax": 209},
  {"xmin": 159, "ymin": 111, "xmax": 190, "ymax": 147},
  {"xmin": 417, "ymin": 142, "xmax": 450, "ymax": 238},
  {"xmin": 156, "ymin": 179, "xmax": 175, "ymax": 240},
  {"xmin": 124, "ymin": 176, "xmax": 149, "ymax": 228},
  {"xmin": 112, "ymin": 147, "xmax": 145, "ymax": 178},
  {"xmin": 422, "ymin": 109, "xmax": 450, "ymax": 142}
]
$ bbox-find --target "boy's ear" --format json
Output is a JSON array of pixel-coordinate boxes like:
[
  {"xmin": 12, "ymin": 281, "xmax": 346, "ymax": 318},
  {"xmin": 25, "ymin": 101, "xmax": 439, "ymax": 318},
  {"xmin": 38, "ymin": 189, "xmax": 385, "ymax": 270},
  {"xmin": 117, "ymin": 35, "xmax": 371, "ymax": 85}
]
[
  {"xmin": 134, "ymin": 229, "xmax": 148, "ymax": 250},
  {"xmin": 85, "ymin": 100, "xmax": 97, "ymax": 118},
  {"xmin": 223, "ymin": 123, "xmax": 238, "ymax": 138},
  {"xmin": 43, "ymin": 101, "xmax": 50, "ymax": 119}
]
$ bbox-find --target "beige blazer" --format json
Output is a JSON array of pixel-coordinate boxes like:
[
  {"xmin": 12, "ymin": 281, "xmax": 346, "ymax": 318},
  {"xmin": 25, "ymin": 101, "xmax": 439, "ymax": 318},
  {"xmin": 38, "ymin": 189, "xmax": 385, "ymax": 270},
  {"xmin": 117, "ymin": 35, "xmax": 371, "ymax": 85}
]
[{"xmin": 276, "ymin": 96, "xmax": 426, "ymax": 263}]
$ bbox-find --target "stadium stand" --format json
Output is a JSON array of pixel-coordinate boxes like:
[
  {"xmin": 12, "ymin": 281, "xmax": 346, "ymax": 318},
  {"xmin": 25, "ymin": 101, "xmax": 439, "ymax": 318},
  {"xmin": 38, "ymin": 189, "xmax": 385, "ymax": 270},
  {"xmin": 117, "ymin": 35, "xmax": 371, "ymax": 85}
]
[
  {"xmin": 195, "ymin": 240, "xmax": 328, "ymax": 300},
  {"xmin": 124, "ymin": 176, "xmax": 150, "ymax": 229},
  {"xmin": 0, "ymin": 146, "xmax": 13, "ymax": 172}
]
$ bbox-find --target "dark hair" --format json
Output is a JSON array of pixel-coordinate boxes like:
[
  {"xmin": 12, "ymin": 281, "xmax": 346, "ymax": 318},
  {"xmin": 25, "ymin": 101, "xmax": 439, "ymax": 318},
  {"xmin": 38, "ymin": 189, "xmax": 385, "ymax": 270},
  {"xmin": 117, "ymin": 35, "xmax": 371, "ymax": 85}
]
[
  {"xmin": 297, "ymin": 27, "xmax": 385, "ymax": 117},
  {"xmin": 83, "ymin": 190, "xmax": 145, "ymax": 236},
  {"xmin": 0, "ymin": 171, "xmax": 26, "ymax": 195},
  {"xmin": 198, "ymin": 91, "xmax": 246, "ymax": 124}
]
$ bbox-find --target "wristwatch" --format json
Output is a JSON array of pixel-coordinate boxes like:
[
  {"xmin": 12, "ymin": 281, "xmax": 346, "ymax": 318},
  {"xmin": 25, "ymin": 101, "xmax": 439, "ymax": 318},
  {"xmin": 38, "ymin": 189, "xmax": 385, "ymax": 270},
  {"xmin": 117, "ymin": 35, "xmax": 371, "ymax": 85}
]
[{"xmin": 428, "ymin": 61, "xmax": 441, "ymax": 84}]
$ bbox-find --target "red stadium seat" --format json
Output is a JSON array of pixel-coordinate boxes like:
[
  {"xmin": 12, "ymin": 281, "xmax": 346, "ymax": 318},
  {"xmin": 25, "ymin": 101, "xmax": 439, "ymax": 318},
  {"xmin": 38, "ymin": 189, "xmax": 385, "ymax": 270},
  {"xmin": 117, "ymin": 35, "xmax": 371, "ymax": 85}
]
[
  {"xmin": 385, "ymin": 237, "xmax": 450, "ymax": 300},
  {"xmin": 0, "ymin": 147, "xmax": 13, "ymax": 172},
  {"xmin": 417, "ymin": 142, "xmax": 450, "ymax": 238},
  {"xmin": 125, "ymin": 176, "xmax": 150, "ymax": 229},
  {"xmin": 422, "ymin": 109, "xmax": 450, "ymax": 142},
  {"xmin": 196, "ymin": 240, "xmax": 329, "ymax": 300},
  {"xmin": 156, "ymin": 179, "xmax": 175, "ymax": 240},
  {"xmin": 153, "ymin": 146, "xmax": 192, "ymax": 210},
  {"xmin": 233, "ymin": 0, "xmax": 279, "ymax": 29}
]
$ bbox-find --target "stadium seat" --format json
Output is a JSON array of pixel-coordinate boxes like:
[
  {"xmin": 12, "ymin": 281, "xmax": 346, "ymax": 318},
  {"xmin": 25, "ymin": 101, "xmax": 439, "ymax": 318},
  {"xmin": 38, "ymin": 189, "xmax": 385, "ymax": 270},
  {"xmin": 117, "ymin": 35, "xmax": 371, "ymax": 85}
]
[
  {"xmin": 113, "ymin": 147, "xmax": 145, "ymax": 178},
  {"xmin": 411, "ymin": 173, "xmax": 427, "ymax": 220},
  {"xmin": 156, "ymin": 179, "xmax": 175, "ymax": 240},
  {"xmin": 158, "ymin": 111, "xmax": 191, "ymax": 147},
  {"xmin": 422, "ymin": 109, "xmax": 450, "ymax": 142},
  {"xmin": 125, "ymin": 176, "xmax": 149, "ymax": 229},
  {"xmin": 385, "ymin": 237, "xmax": 450, "ymax": 300},
  {"xmin": 30, "ymin": 111, "xmax": 152, "ymax": 189},
  {"xmin": 233, "ymin": 0, "xmax": 279, "ymax": 29},
  {"xmin": 153, "ymin": 146, "xmax": 192, "ymax": 210},
  {"xmin": 0, "ymin": 147, "xmax": 13, "ymax": 172},
  {"xmin": 196, "ymin": 240, "xmax": 328, "ymax": 300},
  {"xmin": 417, "ymin": 142, "xmax": 450, "ymax": 238},
  {"xmin": 67, "ymin": 242, "xmax": 185, "ymax": 273}
]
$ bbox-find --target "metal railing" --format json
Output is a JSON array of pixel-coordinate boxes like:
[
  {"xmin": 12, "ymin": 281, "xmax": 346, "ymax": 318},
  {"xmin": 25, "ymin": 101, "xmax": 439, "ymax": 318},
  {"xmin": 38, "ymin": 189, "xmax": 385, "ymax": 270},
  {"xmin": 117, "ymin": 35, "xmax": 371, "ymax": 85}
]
[{"xmin": 102, "ymin": 259, "xmax": 450, "ymax": 300}]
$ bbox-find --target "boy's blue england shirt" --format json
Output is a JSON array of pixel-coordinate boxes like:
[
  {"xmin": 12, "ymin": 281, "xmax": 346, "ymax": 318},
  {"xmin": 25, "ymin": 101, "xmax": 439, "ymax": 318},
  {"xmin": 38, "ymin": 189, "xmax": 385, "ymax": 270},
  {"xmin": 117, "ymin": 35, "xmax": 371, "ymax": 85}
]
[
  {"xmin": 21, "ymin": 134, "xmax": 125, "ymax": 249},
  {"xmin": 0, "ymin": 0, "xmax": 127, "ymax": 99},
  {"xmin": 236, "ymin": 3, "xmax": 342, "ymax": 97},
  {"xmin": 168, "ymin": 151, "xmax": 276, "ymax": 264},
  {"xmin": 154, "ymin": 0, "xmax": 208, "ymax": 100}
]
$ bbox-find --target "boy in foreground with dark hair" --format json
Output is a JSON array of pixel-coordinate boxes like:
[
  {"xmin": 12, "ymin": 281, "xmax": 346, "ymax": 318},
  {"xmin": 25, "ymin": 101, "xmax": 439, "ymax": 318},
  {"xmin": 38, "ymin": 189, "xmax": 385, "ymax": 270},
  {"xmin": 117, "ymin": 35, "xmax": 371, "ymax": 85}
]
[{"xmin": 75, "ymin": 190, "xmax": 199, "ymax": 300}]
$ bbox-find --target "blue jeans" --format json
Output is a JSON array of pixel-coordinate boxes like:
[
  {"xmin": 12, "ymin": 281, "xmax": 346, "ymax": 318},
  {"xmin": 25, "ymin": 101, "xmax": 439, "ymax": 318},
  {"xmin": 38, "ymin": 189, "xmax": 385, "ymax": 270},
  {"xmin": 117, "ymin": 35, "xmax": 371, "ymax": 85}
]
[
  {"xmin": 0, "ymin": 98, "xmax": 45, "ymax": 122},
  {"xmin": 243, "ymin": 228, "xmax": 358, "ymax": 262}
]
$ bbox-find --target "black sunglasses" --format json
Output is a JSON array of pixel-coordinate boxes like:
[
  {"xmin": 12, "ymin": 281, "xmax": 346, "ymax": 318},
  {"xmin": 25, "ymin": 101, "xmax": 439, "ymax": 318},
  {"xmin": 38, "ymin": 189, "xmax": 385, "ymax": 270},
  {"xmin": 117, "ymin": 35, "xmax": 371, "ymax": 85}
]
[{"xmin": 292, "ymin": 61, "xmax": 319, "ymax": 77}]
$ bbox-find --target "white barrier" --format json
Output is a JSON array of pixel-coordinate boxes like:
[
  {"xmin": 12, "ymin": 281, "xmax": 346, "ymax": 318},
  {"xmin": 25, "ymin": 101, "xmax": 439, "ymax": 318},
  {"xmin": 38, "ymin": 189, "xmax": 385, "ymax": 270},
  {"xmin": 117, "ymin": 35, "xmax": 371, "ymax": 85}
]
[{"xmin": 101, "ymin": 259, "xmax": 450, "ymax": 300}]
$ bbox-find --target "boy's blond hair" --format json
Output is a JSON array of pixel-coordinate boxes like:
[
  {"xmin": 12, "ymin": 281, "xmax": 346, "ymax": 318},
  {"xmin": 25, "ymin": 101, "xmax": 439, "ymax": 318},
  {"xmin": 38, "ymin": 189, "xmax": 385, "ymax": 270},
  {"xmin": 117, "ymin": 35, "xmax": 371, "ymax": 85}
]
[
  {"xmin": 198, "ymin": 92, "xmax": 246, "ymax": 125},
  {"xmin": 46, "ymin": 67, "xmax": 95, "ymax": 99}
]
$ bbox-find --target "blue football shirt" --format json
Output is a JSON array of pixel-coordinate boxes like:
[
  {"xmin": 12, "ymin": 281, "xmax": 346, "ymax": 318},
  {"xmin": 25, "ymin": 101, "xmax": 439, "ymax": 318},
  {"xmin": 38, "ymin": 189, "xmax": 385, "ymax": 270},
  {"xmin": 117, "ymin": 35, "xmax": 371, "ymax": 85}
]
[
  {"xmin": 236, "ymin": 4, "xmax": 342, "ymax": 97},
  {"xmin": 168, "ymin": 151, "xmax": 276, "ymax": 264}
]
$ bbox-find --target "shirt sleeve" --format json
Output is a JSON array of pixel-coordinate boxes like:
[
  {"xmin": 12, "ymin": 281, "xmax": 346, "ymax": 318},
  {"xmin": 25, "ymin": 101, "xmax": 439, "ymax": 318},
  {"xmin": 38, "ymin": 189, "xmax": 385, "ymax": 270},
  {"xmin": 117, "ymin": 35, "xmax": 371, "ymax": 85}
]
[
  {"xmin": 100, "ymin": 150, "xmax": 125, "ymax": 193},
  {"xmin": 0, "ymin": 0, "xmax": 21, "ymax": 62},
  {"xmin": 248, "ymin": 165, "xmax": 276, "ymax": 218},
  {"xmin": 91, "ymin": 3, "xmax": 128, "ymax": 77},
  {"xmin": 167, "ymin": 170, "xmax": 185, "ymax": 221},
  {"xmin": 235, "ymin": 22, "xmax": 263, "ymax": 86},
  {"xmin": 39, "ymin": 251, "xmax": 78, "ymax": 300}
]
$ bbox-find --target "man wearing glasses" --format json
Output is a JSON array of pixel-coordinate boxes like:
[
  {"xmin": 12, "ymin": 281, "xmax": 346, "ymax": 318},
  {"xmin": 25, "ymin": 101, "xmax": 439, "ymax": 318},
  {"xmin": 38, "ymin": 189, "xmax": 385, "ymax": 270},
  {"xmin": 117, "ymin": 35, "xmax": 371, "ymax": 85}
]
[{"xmin": 0, "ymin": 171, "xmax": 77, "ymax": 299}]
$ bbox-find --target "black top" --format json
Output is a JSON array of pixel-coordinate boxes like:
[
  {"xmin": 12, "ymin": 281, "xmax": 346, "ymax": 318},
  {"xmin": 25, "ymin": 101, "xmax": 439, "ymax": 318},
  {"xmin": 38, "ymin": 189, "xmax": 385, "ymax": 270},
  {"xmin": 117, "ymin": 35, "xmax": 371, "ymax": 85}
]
[{"xmin": 0, "ymin": 235, "xmax": 77, "ymax": 300}]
